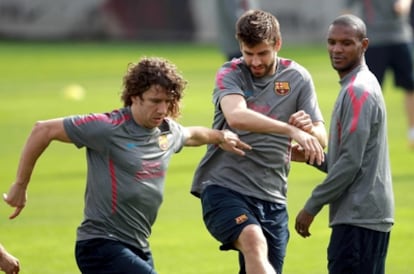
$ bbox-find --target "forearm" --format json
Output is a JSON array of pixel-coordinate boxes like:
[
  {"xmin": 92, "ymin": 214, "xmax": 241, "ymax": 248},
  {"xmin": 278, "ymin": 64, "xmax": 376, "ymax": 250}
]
[
  {"xmin": 310, "ymin": 122, "xmax": 327, "ymax": 148},
  {"xmin": 220, "ymin": 95, "xmax": 324, "ymax": 163},
  {"xmin": 221, "ymin": 95, "xmax": 295, "ymax": 135},
  {"xmin": 226, "ymin": 107, "xmax": 296, "ymax": 135},
  {"xmin": 184, "ymin": 127, "xmax": 224, "ymax": 146}
]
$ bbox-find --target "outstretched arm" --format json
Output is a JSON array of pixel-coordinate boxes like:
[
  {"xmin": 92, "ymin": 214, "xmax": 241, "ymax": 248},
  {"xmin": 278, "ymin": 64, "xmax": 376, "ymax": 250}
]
[
  {"xmin": 184, "ymin": 127, "xmax": 251, "ymax": 156},
  {"xmin": 3, "ymin": 118, "xmax": 71, "ymax": 219}
]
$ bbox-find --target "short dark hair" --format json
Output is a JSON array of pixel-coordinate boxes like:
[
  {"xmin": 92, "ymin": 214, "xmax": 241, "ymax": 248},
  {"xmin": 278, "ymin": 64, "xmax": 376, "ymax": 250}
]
[
  {"xmin": 235, "ymin": 9, "xmax": 281, "ymax": 47},
  {"xmin": 331, "ymin": 14, "xmax": 367, "ymax": 40}
]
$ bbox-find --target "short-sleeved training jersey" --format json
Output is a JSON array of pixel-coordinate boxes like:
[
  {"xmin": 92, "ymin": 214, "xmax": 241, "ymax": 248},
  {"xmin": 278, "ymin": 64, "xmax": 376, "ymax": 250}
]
[
  {"xmin": 63, "ymin": 107, "xmax": 186, "ymax": 251},
  {"xmin": 191, "ymin": 57, "xmax": 324, "ymax": 204}
]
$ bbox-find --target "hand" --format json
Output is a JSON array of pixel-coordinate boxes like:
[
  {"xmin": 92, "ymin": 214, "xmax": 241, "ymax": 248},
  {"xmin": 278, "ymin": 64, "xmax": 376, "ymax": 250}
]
[
  {"xmin": 290, "ymin": 144, "xmax": 307, "ymax": 162},
  {"xmin": 291, "ymin": 129, "xmax": 324, "ymax": 165},
  {"xmin": 295, "ymin": 209, "xmax": 314, "ymax": 238},
  {"xmin": 219, "ymin": 130, "xmax": 252, "ymax": 156},
  {"xmin": 0, "ymin": 247, "xmax": 20, "ymax": 274},
  {"xmin": 288, "ymin": 110, "xmax": 313, "ymax": 133},
  {"xmin": 3, "ymin": 183, "xmax": 27, "ymax": 219}
]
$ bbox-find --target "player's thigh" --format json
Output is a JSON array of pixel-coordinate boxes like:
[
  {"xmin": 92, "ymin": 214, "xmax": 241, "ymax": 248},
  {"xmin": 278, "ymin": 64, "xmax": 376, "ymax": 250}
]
[{"xmin": 201, "ymin": 185, "xmax": 260, "ymax": 250}]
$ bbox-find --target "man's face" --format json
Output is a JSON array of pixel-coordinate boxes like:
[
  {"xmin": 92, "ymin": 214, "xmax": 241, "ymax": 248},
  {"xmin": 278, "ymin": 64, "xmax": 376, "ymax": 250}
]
[
  {"xmin": 327, "ymin": 24, "xmax": 368, "ymax": 78},
  {"xmin": 131, "ymin": 85, "xmax": 172, "ymax": 129},
  {"xmin": 240, "ymin": 41, "xmax": 280, "ymax": 78}
]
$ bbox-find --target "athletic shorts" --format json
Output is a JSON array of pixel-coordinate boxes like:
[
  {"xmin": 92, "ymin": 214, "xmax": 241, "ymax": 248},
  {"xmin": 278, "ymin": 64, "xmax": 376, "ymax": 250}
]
[
  {"xmin": 201, "ymin": 184, "xmax": 289, "ymax": 274},
  {"xmin": 328, "ymin": 225, "xmax": 390, "ymax": 274},
  {"xmin": 75, "ymin": 238, "xmax": 157, "ymax": 274},
  {"xmin": 365, "ymin": 43, "xmax": 414, "ymax": 91}
]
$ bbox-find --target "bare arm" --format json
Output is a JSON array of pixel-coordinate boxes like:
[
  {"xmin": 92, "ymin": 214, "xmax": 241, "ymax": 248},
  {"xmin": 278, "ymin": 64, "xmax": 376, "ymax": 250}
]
[
  {"xmin": 0, "ymin": 243, "xmax": 20, "ymax": 274},
  {"xmin": 288, "ymin": 110, "xmax": 327, "ymax": 148},
  {"xmin": 3, "ymin": 118, "xmax": 71, "ymax": 219},
  {"xmin": 221, "ymin": 94, "xmax": 324, "ymax": 164},
  {"xmin": 310, "ymin": 122, "xmax": 328, "ymax": 148},
  {"xmin": 184, "ymin": 126, "xmax": 251, "ymax": 156}
]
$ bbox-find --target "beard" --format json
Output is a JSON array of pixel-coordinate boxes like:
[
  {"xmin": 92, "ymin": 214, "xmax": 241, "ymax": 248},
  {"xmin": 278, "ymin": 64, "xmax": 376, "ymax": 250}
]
[{"xmin": 249, "ymin": 58, "xmax": 276, "ymax": 78}]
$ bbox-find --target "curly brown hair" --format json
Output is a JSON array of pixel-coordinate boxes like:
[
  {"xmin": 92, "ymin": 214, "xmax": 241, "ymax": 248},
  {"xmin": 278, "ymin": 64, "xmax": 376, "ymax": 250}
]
[
  {"xmin": 121, "ymin": 57, "xmax": 187, "ymax": 119},
  {"xmin": 235, "ymin": 9, "xmax": 281, "ymax": 48}
]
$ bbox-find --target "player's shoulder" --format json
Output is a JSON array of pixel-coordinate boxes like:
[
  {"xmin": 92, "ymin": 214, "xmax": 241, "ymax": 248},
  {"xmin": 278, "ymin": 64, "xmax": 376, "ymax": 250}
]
[
  {"xmin": 216, "ymin": 58, "xmax": 247, "ymax": 79},
  {"xmin": 279, "ymin": 57, "xmax": 308, "ymax": 71},
  {"xmin": 278, "ymin": 57, "xmax": 312, "ymax": 79},
  {"xmin": 353, "ymin": 67, "xmax": 382, "ymax": 91},
  {"xmin": 104, "ymin": 108, "xmax": 133, "ymax": 126},
  {"xmin": 220, "ymin": 57, "xmax": 244, "ymax": 70}
]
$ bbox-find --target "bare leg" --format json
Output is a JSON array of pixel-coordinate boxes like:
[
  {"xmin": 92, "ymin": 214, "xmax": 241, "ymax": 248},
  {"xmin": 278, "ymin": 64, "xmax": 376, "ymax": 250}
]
[{"xmin": 234, "ymin": 224, "xmax": 277, "ymax": 274}]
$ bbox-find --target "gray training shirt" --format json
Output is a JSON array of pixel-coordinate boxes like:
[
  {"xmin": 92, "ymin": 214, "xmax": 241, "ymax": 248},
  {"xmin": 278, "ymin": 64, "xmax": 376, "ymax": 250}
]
[
  {"xmin": 304, "ymin": 65, "xmax": 394, "ymax": 232},
  {"xmin": 63, "ymin": 107, "xmax": 186, "ymax": 251},
  {"xmin": 191, "ymin": 57, "xmax": 324, "ymax": 204}
]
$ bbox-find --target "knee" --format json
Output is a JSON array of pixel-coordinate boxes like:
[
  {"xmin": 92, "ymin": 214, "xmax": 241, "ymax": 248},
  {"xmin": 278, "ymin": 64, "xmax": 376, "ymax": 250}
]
[{"xmin": 235, "ymin": 224, "xmax": 267, "ymax": 255}]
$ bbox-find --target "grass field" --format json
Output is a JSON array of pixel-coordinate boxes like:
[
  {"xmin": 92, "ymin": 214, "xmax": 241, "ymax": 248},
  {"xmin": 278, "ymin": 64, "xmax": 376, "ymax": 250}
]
[{"xmin": 0, "ymin": 40, "xmax": 413, "ymax": 274}]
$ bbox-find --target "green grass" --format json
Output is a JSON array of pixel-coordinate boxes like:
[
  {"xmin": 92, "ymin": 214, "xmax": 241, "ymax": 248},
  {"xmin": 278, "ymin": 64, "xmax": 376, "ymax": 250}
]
[{"xmin": 0, "ymin": 41, "xmax": 413, "ymax": 273}]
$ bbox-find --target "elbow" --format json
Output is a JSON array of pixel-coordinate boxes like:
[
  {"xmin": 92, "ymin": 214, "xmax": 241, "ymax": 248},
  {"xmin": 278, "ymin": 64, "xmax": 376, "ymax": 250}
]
[
  {"xmin": 32, "ymin": 120, "xmax": 46, "ymax": 132},
  {"xmin": 226, "ymin": 117, "xmax": 249, "ymax": 131},
  {"xmin": 224, "ymin": 109, "xmax": 253, "ymax": 130},
  {"xmin": 31, "ymin": 120, "xmax": 57, "ymax": 142}
]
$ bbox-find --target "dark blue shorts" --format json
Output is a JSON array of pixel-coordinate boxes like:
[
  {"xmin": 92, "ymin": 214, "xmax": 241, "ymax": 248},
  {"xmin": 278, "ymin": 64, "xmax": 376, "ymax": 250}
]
[
  {"xmin": 201, "ymin": 185, "xmax": 289, "ymax": 274},
  {"xmin": 75, "ymin": 238, "xmax": 157, "ymax": 274},
  {"xmin": 365, "ymin": 43, "xmax": 414, "ymax": 91},
  {"xmin": 328, "ymin": 225, "xmax": 390, "ymax": 274}
]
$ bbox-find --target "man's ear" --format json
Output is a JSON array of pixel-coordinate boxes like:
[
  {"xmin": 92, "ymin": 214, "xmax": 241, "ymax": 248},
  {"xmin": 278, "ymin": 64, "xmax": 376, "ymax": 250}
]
[
  {"xmin": 275, "ymin": 39, "xmax": 282, "ymax": 51},
  {"xmin": 362, "ymin": 37, "xmax": 369, "ymax": 52}
]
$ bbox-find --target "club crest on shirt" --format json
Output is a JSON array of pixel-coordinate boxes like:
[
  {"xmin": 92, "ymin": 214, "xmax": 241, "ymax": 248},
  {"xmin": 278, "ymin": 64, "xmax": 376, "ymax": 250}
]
[
  {"xmin": 274, "ymin": 81, "xmax": 290, "ymax": 95},
  {"xmin": 158, "ymin": 135, "xmax": 169, "ymax": 150}
]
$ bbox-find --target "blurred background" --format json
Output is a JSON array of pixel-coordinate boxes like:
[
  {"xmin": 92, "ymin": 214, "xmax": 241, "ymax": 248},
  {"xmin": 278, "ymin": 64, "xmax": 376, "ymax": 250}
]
[
  {"xmin": 2, "ymin": 1, "xmax": 414, "ymax": 273},
  {"xmin": 0, "ymin": 0, "xmax": 342, "ymax": 45}
]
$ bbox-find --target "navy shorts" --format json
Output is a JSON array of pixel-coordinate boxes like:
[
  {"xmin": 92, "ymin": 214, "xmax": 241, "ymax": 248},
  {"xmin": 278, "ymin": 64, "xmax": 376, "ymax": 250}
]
[
  {"xmin": 365, "ymin": 43, "xmax": 414, "ymax": 91},
  {"xmin": 75, "ymin": 238, "xmax": 157, "ymax": 274},
  {"xmin": 201, "ymin": 185, "xmax": 289, "ymax": 274},
  {"xmin": 328, "ymin": 225, "xmax": 390, "ymax": 274}
]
